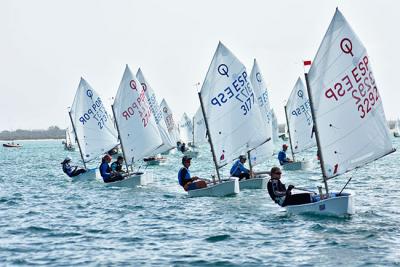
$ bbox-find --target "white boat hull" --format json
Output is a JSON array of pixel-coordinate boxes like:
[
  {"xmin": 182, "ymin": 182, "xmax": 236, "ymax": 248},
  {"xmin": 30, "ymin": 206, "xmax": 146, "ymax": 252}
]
[
  {"xmin": 70, "ymin": 168, "xmax": 99, "ymax": 182},
  {"xmin": 239, "ymin": 176, "xmax": 268, "ymax": 190},
  {"xmin": 282, "ymin": 160, "xmax": 312, "ymax": 171},
  {"xmin": 183, "ymin": 150, "xmax": 199, "ymax": 158},
  {"xmin": 101, "ymin": 172, "xmax": 153, "ymax": 188},
  {"xmin": 188, "ymin": 178, "xmax": 239, "ymax": 197},
  {"xmin": 285, "ymin": 193, "xmax": 354, "ymax": 216}
]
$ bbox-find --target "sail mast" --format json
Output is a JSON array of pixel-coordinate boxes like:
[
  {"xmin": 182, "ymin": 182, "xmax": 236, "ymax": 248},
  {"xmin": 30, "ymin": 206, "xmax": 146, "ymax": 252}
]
[
  {"xmin": 111, "ymin": 104, "xmax": 130, "ymax": 173},
  {"xmin": 198, "ymin": 92, "xmax": 219, "ymax": 183},
  {"xmin": 304, "ymin": 73, "xmax": 329, "ymax": 194},
  {"xmin": 192, "ymin": 116, "xmax": 195, "ymax": 147},
  {"xmin": 284, "ymin": 105, "xmax": 296, "ymax": 162},
  {"xmin": 68, "ymin": 110, "xmax": 87, "ymax": 169}
]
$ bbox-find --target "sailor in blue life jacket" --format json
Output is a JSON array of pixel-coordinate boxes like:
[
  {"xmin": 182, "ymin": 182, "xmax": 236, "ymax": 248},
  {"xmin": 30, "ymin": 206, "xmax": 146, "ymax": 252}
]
[
  {"xmin": 111, "ymin": 156, "xmax": 126, "ymax": 174},
  {"xmin": 230, "ymin": 155, "xmax": 253, "ymax": 181},
  {"xmin": 61, "ymin": 156, "xmax": 87, "ymax": 177},
  {"xmin": 267, "ymin": 166, "xmax": 313, "ymax": 207},
  {"xmin": 278, "ymin": 144, "xmax": 293, "ymax": 165},
  {"xmin": 100, "ymin": 154, "xmax": 125, "ymax": 183},
  {"xmin": 178, "ymin": 156, "xmax": 207, "ymax": 191}
]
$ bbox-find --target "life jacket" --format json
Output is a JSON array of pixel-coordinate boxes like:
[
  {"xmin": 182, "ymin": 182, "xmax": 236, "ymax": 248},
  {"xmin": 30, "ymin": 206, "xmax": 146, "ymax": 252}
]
[{"xmin": 267, "ymin": 179, "xmax": 276, "ymax": 202}]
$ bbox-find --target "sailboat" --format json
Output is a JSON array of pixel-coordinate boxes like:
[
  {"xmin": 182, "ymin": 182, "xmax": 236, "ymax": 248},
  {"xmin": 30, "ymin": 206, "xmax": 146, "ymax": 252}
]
[
  {"xmin": 193, "ymin": 107, "xmax": 207, "ymax": 146},
  {"xmin": 136, "ymin": 68, "xmax": 174, "ymax": 164},
  {"xmin": 270, "ymin": 109, "xmax": 280, "ymax": 152},
  {"xmin": 284, "ymin": 9, "xmax": 395, "ymax": 216},
  {"xmin": 68, "ymin": 78, "xmax": 119, "ymax": 181},
  {"xmin": 159, "ymin": 99, "xmax": 181, "ymax": 148},
  {"xmin": 191, "ymin": 42, "xmax": 270, "ymax": 197},
  {"xmin": 282, "ymin": 78, "xmax": 315, "ymax": 171},
  {"xmin": 64, "ymin": 127, "xmax": 75, "ymax": 151},
  {"xmin": 393, "ymin": 120, "xmax": 400, "ymax": 137},
  {"xmin": 179, "ymin": 112, "xmax": 199, "ymax": 158},
  {"xmin": 110, "ymin": 65, "xmax": 163, "ymax": 187},
  {"xmin": 236, "ymin": 59, "xmax": 275, "ymax": 190}
]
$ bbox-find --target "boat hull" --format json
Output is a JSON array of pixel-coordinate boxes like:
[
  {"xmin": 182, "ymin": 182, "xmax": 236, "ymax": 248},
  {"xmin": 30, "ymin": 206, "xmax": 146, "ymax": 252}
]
[
  {"xmin": 188, "ymin": 178, "xmax": 239, "ymax": 197},
  {"xmin": 283, "ymin": 160, "xmax": 312, "ymax": 171},
  {"xmin": 239, "ymin": 176, "xmax": 268, "ymax": 190},
  {"xmin": 70, "ymin": 168, "xmax": 99, "ymax": 182},
  {"xmin": 103, "ymin": 172, "xmax": 153, "ymax": 188},
  {"xmin": 3, "ymin": 143, "xmax": 22, "ymax": 148},
  {"xmin": 285, "ymin": 193, "xmax": 354, "ymax": 216}
]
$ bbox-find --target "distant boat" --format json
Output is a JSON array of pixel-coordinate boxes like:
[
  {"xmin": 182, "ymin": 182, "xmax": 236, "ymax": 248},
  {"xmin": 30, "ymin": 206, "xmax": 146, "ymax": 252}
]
[
  {"xmin": 64, "ymin": 127, "xmax": 75, "ymax": 151},
  {"xmin": 3, "ymin": 142, "xmax": 22, "ymax": 148},
  {"xmin": 393, "ymin": 120, "xmax": 400, "ymax": 137},
  {"xmin": 282, "ymin": 78, "xmax": 315, "ymax": 171}
]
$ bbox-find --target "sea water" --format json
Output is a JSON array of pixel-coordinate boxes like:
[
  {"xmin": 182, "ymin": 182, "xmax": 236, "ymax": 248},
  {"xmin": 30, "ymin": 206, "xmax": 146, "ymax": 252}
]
[{"xmin": 0, "ymin": 138, "xmax": 399, "ymax": 266}]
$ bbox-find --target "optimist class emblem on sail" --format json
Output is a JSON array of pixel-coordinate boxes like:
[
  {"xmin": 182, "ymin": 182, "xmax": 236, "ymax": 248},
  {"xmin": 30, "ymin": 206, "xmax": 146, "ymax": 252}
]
[
  {"xmin": 121, "ymin": 80, "xmax": 151, "ymax": 127},
  {"xmin": 324, "ymin": 38, "xmax": 380, "ymax": 120},
  {"xmin": 211, "ymin": 64, "xmax": 255, "ymax": 116}
]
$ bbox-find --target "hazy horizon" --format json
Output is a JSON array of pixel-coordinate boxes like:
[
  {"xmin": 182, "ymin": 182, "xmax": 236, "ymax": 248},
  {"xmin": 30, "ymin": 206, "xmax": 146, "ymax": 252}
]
[{"xmin": 1, "ymin": 0, "xmax": 399, "ymax": 131}]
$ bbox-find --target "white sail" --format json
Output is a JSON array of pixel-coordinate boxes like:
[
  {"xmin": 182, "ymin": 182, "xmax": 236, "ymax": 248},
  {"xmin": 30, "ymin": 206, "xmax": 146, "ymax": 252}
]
[
  {"xmin": 248, "ymin": 59, "xmax": 274, "ymax": 165},
  {"xmin": 286, "ymin": 77, "xmax": 316, "ymax": 154},
  {"xmin": 70, "ymin": 78, "xmax": 119, "ymax": 162},
  {"xmin": 271, "ymin": 109, "xmax": 280, "ymax": 147},
  {"xmin": 307, "ymin": 9, "xmax": 394, "ymax": 178},
  {"xmin": 113, "ymin": 65, "xmax": 163, "ymax": 164},
  {"xmin": 136, "ymin": 68, "xmax": 175, "ymax": 153},
  {"xmin": 199, "ymin": 42, "xmax": 268, "ymax": 166},
  {"xmin": 159, "ymin": 99, "xmax": 180, "ymax": 144},
  {"xmin": 65, "ymin": 127, "xmax": 75, "ymax": 147},
  {"xmin": 179, "ymin": 112, "xmax": 193, "ymax": 144},
  {"xmin": 193, "ymin": 107, "xmax": 207, "ymax": 144}
]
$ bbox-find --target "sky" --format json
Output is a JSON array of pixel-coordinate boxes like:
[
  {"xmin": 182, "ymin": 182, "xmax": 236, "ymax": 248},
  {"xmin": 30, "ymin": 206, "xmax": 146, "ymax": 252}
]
[{"xmin": 0, "ymin": 0, "xmax": 399, "ymax": 131}]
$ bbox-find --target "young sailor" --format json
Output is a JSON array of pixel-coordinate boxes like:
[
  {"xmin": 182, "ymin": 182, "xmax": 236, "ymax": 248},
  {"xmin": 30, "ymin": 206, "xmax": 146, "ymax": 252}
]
[
  {"xmin": 267, "ymin": 167, "xmax": 313, "ymax": 207},
  {"xmin": 230, "ymin": 155, "xmax": 252, "ymax": 181},
  {"xmin": 111, "ymin": 156, "xmax": 126, "ymax": 173},
  {"xmin": 61, "ymin": 156, "xmax": 86, "ymax": 177},
  {"xmin": 278, "ymin": 144, "xmax": 293, "ymax": 165},
  {"xmin": 100, "ymin": 155, "xmax": 125, "ymax": 183},
  {"xmin": 178, "ymin": 156, "xmax": 207, "ymax": 191}
]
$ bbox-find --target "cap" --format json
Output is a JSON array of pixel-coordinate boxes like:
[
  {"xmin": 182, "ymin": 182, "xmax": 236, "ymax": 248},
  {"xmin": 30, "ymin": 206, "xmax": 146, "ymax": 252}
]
[
  {"xmin": 239, "ymin": 155, "xmax": 247, "ymax": 160},
  {"xmin": 117, "ymin": 156, "xmax": 124, "ymax": 161},
  {"xmin": 182, "ymin": 155, "xmax": 192, "ymax": 164},
  {"xmin": 61, "ymin": 156, "xmax": 72, "ymax": 164}
]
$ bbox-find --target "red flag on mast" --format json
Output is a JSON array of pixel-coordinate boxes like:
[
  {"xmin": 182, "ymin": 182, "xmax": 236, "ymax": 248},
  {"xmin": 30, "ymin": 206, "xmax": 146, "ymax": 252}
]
[{"xmin": 303, "ymin": 60, "xmax": 312, "ymax": 66}]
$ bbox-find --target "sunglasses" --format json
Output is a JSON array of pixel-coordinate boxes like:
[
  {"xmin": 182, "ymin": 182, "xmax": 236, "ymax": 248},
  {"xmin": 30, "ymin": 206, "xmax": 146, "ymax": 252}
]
[{"xmin": 273, "ymin": 172, "xmax": 282, "ymax": 175}]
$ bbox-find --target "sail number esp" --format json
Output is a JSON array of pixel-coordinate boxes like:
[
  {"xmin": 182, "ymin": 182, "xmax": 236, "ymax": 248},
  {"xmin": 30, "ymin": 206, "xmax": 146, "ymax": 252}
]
[
  {"xmin": 324, "ymin": 55, "xmax": 379, "ymax": 119},
  {"xmin": 210, "ymin": 71, "xmax": 255, "ymax": 116}
]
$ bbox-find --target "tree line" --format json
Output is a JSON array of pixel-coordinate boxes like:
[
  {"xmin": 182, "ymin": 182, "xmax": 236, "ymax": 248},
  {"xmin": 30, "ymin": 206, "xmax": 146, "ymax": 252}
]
[{"xmin": 0, "ymin": 126, "xmax": 65, "ymax": 140}]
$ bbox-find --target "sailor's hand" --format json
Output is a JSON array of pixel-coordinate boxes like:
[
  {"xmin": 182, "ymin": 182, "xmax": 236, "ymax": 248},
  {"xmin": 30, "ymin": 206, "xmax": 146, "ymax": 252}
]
[
  {"xmin": 192, "ymin": 176, "xmax": 199, "ymax": 181},
  {"xmin": 288, "ymin": 185, "xmax": 295, "ymax": 190}
]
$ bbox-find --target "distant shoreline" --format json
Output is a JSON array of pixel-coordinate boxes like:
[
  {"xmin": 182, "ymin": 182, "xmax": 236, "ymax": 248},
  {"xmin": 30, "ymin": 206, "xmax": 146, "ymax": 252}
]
[{"xmin": 0, "ymin": 126, "xmax": 65, "ymax": 141}]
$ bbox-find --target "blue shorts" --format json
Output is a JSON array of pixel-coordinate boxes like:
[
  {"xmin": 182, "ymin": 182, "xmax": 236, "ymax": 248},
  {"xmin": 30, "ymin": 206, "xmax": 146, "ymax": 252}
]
[{"xmin": 187, "ymin": 182, "xmax": 199, "ymax": 191}]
